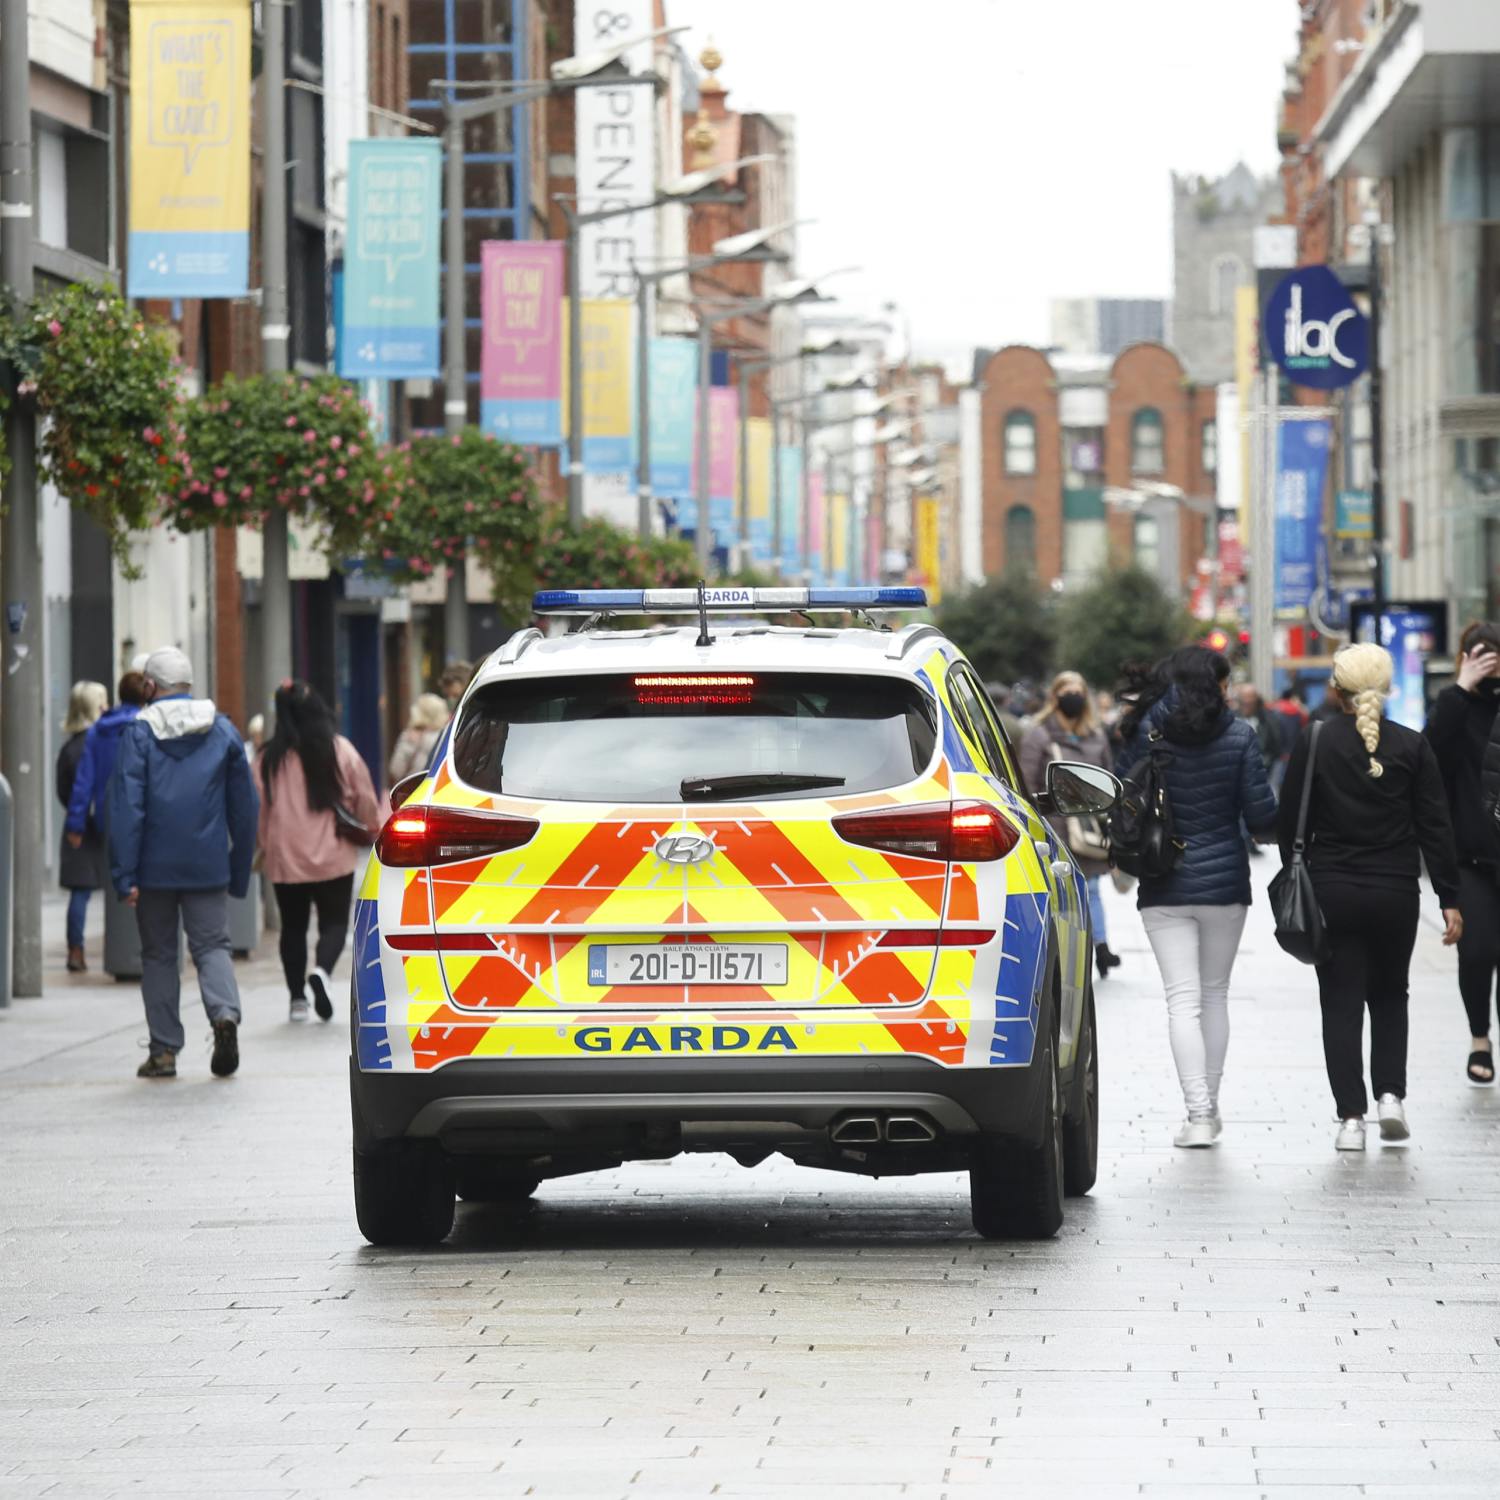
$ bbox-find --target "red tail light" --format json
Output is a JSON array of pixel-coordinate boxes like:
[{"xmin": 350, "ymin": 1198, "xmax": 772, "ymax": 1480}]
[
  {"xmin": 832, "ymin": 800, "xmax": 1019, "ymax": 862},
  {"xmin": 634, "ymin": 674, "xmax": 755, "ymax": 706},
  {"xmin": 877, "ymin": 928, "xmax": 997, "ymax": 948},
  {"xmin": 375, "ymin": 805, "xmax": 538, "ymax": 867}
]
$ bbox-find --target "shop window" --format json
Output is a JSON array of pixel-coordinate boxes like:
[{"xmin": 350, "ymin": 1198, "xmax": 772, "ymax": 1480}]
[{"xmin": 1003, "ymin": 410, "xmax": 1037, "ymax": 476}]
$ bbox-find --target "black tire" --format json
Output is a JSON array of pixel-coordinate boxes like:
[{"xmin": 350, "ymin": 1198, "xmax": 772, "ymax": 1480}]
[
  {"xmin": 353, "ymin": 1143, "xmax": 455, "ymax": 1247},
  {"xmin": 454, "ymin": 1166, "xmax": 542, "ymax": 1205},
  {"xmin": 1063, "ymin": 985, "xmax": 1099, "ymax": 1198},
  {"xmin": 969, "ymin": 1040, "xmax": 1065, "ymax": 1240}
]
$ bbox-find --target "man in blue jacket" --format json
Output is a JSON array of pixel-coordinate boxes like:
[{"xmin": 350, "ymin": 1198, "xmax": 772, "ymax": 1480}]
[
  {"xmin": 64, "ymin": 668, "xmax": 148, "ymax": 844},
  {"xmin": 109, "ymin": 647, "xmax": 258, "ymax": 1080}
]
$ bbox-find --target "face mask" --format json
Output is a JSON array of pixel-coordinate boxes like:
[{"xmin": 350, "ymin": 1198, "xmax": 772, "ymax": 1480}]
[{"xmin": 1057, "ymin": 691, "xmax": 1088, "ymax": 720}]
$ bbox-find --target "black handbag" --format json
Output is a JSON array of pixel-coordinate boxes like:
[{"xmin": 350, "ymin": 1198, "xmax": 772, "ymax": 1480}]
[
  {"xmin": 1268, "ymin": 720, "xmax": 1327, "ymax": 965},
  {"xmin": 332, "ymin": 799, "xmax": 376, "ymax": 848}
]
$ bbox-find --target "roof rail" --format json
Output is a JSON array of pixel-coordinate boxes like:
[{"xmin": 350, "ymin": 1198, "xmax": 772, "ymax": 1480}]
[
  {"xmin": 885, "ymin": 623, "xmax": 945, "ymax": 660},
  {"xmin": 495, "ymin": 627, "xmax": 543, "ymax": 665}
]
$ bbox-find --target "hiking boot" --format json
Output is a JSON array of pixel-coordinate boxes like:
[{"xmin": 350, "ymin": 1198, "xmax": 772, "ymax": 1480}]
[
  {"xmin": 210, "ymin": 1018, "xmax": 239, "ymax": 1078},
  {"xmin": 308, "ymin": 968, "xmax": 334, "ymax": 1022},
  {"xmin": 137, "ymin": 1050, "xmax": 177, "ymax": 1080}
]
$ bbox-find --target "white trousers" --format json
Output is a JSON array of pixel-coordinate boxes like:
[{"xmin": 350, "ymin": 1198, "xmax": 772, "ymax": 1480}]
[{"xmin": 1141, "ymin": 903, "xmax": 1249, "ymax": 1120}]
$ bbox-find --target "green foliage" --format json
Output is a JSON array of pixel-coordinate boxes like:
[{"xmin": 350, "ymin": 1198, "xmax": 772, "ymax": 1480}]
[
  {"xmin": 936, "ymin": 569, "xmax": 1057, "ymax": 686},
  {"xmin": 1055, "ymin": 564, "xmax": 1194, "ymax": 690},
  {"xmin": 367, "ymin": 429, "xmax": 541, "ymax": 598},
  {"xmin": 1, "ymin": 283, "xmax": 184, "ymax": 567},
  {"xmin": 169, "ymin": 372, "xmax": 395, "ymax": 557}
]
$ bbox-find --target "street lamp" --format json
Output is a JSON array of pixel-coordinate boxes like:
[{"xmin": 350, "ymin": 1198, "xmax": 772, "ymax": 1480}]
[
  {"xmin": 630, "ymin": 209, "xmax": 795, "ymax": 540},
  {"xmin": 690, "ymin": 276, "xmax": 843, "ymax": 569},
  {"xmin": 559, "ymin": 167, "xmax": 761, "ymax": 526}
]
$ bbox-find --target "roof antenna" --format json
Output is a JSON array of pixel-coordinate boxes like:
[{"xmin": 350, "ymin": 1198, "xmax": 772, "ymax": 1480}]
[{"xmin": 694, "ymin": 578, "xmax": 714, "ymax": 648}]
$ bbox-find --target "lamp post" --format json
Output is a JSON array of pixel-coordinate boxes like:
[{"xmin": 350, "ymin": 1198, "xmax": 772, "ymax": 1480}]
[
  {"xmin": 431, "ymin": 33, "xmax": 674, "ymax": 660},
  {"xmin": 629, "ymin": 211, "xmax": 791, "ymax": 540}
]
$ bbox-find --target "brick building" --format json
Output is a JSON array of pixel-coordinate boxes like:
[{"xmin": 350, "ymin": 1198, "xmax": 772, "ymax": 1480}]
[{"xmin": 972, "ymin": 342, "xmax": 1215, "ymax": 597}]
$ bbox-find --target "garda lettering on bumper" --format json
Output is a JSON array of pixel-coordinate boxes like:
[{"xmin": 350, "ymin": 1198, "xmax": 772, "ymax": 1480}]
[{"xmin": 575, "ymin": 1023, "xmax": 798, "ymax": 1054}]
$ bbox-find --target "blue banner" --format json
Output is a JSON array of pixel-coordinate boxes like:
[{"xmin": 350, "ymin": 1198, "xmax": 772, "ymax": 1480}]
[
  {"xmin": 339, "ymin": 139, "xmax": 442, "ymax": 380},
  {"xmin": 1275, "ymin": 418, "xmax": 1332, "ymax": 616},
  {"xmin": 649, "ymin": 339, "xmax": 696, "ymax": 497},
  {"xmin": 779, "ymin": 446, "xmax": 803, "ymax": 574}
]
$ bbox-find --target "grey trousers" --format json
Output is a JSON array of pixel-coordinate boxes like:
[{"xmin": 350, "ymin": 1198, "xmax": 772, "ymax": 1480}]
[{"xmin": 136, "ymin": 887, "xmax": 242, "ymax": 1054}]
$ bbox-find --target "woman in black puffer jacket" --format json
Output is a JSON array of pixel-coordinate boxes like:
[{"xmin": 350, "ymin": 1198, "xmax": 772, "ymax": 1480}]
[{"xmin": 1116, "ymin": 646, "xmax": 1278, "ymax": 1150}]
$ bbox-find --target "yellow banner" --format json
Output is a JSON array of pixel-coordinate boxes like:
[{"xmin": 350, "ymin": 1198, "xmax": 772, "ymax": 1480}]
[
  {"xmin": 746, "ymin": 418, "xmax": 773, "ymax": 522},
  {"xmin": 127, "ymin": 0, "xmax": 251, "ymax": 296},
  {"xmin": 915, "ymin": 494, "xmax": 942, "ymax": 603},
  {"xmin": 563, "ymin": 299, "xmax": 634, "ymax": 468},
  {"xmin": 829, "ymin": 493, "xmax": 848, "ymax": 577}
]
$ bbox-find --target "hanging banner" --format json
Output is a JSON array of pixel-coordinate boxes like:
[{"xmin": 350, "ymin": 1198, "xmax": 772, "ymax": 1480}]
[
  {"xmin": 563, "ymin": 299, "xmax": 634, "ymax": 472},
  {"xmin": 1263, "ymin": 266, "xmax": 1369, "ymax": 391},
  {"xmin": 866, "ymin": 506, "xmax": 883, "ymax": 586},
  {"xmin": 1274, "ymin": 417, "xmax": 1333, "ymax": 616},
  {"xmin": 127, "ymin": 0, "xmax": 250, "ymax": 297},
  {"xmin": 573, "ymin": 1, "xmax": 656, "ymax": 296},
  {"xmin": 829, "ymin": 493, "xmax": 850, "ymax": 585},
  {"xmin": 746, "ymin": 418, "xmax": 774, "ymax": 565},
  {"xmin": 708, "ymin": 387, "xmax": 739, "ymax": 544},
  {"xmin": 914, "ymin": 494, "xmax": 942, "ymax": 601},
  {"xmin": 779, "ymin": 446, "xmax": 803, "ymax": 575},
  {"xmin": 479, "ymin": 241, "xmax": 564, "ymax": 444},
  {"xmin": 649, "ymin": 339, "xmax": 697, "ymax": 497},
  {"xmin": 339, "ymin": 139, "xmax": 441, "ymax": 379}
]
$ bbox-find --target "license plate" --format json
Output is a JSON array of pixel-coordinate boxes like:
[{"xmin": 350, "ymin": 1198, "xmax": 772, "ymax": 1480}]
[{"xmin": 587, "ymin": 942, "xmax": 788, "ymax": 986}]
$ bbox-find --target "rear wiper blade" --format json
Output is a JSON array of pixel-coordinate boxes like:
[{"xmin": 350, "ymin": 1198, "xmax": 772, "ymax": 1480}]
[{"xmin": 680, "ymin": 772, "xmax": 846, "ymax": 800}]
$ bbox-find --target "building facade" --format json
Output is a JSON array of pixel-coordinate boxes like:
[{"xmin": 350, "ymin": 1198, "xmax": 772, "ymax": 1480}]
[
  {"xmin": 1049, "ymin": 298, "xmax": 1165, "ymax": 359},
  {"xmin": 973, "ymin": 343, "xmax": 1215, "ymax": 598}
]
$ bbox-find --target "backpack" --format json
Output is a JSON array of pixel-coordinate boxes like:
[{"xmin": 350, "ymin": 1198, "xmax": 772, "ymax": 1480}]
[{"xmin": 1107, "ymin": 733, "xmax": 1185, "ymax": 879}]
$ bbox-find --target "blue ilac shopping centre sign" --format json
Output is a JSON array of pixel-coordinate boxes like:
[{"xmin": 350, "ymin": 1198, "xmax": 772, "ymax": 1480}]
[{"xmin": 1263, "ymin": 265, "xmax": 1370, "ymax": 390}]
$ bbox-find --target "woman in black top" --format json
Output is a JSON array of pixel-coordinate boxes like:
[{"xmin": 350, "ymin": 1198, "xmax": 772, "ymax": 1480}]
[
  {"xmin": 1279, "ymin": 644, "xmax": 1463, "ymax": 1151},
  {"xmin": 1424, "ymin": 619, "xmax": 1500, "ymax": 1082}
]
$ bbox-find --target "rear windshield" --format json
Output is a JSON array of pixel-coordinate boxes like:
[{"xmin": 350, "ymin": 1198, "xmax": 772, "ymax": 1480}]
[{"xmin": 452, "ymin": 671, "xmax": 938, "ymax": 803}]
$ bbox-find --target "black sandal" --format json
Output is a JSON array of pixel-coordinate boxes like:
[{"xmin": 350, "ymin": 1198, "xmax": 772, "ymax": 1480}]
[{"xmin": 1468, "ymin": 1049, "xmax": 1495, "ymax": 1084}]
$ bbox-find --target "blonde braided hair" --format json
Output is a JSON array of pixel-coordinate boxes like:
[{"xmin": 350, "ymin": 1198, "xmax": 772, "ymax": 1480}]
[{"xmin": 1331, "ymin": 642, "xmax": 1393, "ymax": 778}]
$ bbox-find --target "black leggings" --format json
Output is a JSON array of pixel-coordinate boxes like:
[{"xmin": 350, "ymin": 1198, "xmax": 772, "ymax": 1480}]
[
  {"xmin": 1457, "ymin": 865, "xmax": 1500, "ymax": 1037},
  {"xmin": 1313, "ymin": 881, "xmax": 1420, "ymax": 1118},
  {"xmin": 274, "ymin": 874, "xmax": 354, "ymax": 998}
]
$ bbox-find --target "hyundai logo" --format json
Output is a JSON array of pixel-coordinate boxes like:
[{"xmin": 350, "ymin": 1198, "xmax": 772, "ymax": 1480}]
[{"xmin": 654, "ymin": 833, "xmax": 716, "ymax": 865}]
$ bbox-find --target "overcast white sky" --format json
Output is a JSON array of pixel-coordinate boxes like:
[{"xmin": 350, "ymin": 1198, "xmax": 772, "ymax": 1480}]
[{"xmin": 664, "ymin": 0, "xmax": 1295, "ymax": 365}]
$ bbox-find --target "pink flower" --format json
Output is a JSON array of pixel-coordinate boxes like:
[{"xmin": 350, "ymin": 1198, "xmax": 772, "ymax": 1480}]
[
  {"xmin": 213, "ymin": 466, "xmax": 228, "ymax": 479},
  {"xmin": 239, "ymin": 484, "xmax": 253, "ymax": 500},
  {"xmin": 47, "ymin": 319, "xmax": 61, "ymax": 336},
  {"xmin": 303, "ymin": 430, "xmax": 317, "ymax": 443},
  {"xmin": 334, "ymin": 466, "xmax": 347, "ymax": 480},
  {"xmin": 284, "ymin": 415, "xmax": 298, "ymax": 428},
  {"xmin": 212, "ymin": 490, "xmax": 229, "ymax": 508},
  {"xmin": 330, "ymin": 436, "xmax": 342, "ymax": 450},
  {"xmin": 451, "ymin": 434, "xmax": 462, "ymax": 446},
  {"xmin": 298, "ymin": 485, "xmax": 310, "ymax": 498}
]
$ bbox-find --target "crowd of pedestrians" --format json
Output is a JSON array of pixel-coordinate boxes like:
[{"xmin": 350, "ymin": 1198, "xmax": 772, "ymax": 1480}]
[
  {"xmin": 53, "ymin": 648, "xmax": 470, "ymax": 1082},
  {"xmin": 1007, "ymin": 624, "xmax": 1495, "ymax": 1155}
]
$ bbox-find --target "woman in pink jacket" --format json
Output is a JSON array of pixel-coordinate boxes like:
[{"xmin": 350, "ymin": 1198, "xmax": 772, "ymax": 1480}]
[{"xmin": 254, "ymin": 681, "xmax": 381, "ymax": 1023}]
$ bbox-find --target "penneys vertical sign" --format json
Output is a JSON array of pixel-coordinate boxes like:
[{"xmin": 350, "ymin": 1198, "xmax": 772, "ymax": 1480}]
[
  {"xmin": 573, "ymin": 2, "xmax": 657, "ymax": 299},
  {"xmin": 127, "ymin": 0, "xmax": 250, "ymax": 297}
]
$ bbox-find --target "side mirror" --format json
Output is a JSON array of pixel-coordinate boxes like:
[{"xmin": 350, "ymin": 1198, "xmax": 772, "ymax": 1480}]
[
  {"xmin": 1042, "ymin": 760, "xmax": 1121, "ymax": 817},
  {"xmin": 390, "ymin": 772, "xmax": 426, "ymax": 812}
]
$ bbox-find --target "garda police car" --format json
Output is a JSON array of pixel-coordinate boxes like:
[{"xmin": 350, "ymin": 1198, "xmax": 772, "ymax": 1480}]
[{"xmin": 349, "ymin": 586, "xmax": 1120, "ymax": 1245}]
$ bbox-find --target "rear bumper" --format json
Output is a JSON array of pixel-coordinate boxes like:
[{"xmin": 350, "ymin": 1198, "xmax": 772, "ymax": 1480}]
[{"xmin": 350, "ymin": 1053, "xmax": 1049, "ymax": 1153}]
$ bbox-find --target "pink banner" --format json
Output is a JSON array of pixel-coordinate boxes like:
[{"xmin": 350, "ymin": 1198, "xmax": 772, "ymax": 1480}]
[
  {"xmin": 865, "ymin": 507, "xmax": 882, "ymax": 584},
  {"xmin": 807, "ymin": 472, "xmax": 825, "ymax": 559},
  {"xmin": 479, "ymin": 241, "xmax": 563, "ymax": 445},
  {"xmin": 708, "ymin": 386, "xmax": 738, "ymax": 500}
]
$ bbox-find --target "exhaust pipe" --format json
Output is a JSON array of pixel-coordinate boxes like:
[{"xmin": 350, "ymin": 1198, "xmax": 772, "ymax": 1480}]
[
  {"xmin": 830, "ymin": 1115, "xmax": 882, "ymax": 1145},
  {"xmin": 884, "ymin": 1114, "xmax": 938, "ymax": 1143}
]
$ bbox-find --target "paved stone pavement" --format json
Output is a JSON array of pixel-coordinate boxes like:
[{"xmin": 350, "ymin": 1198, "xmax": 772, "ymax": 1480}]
[{"xmin": 3, "ymin": 875, "xmax": 1500, "ymax": 1499}]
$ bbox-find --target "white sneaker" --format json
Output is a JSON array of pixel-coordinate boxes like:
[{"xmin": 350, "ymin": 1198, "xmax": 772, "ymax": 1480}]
[
  {"xmin": 1174, "ymin": 1118, "xmax": 1217, "ymax": 1149},
  {"xmin": 1376, "ymin": 1094, "xmax": 1409, "ymax": 1142},
  {"xmin": 289, "ymin": 997, "xmax": 310, "ymax": 1024},
  {"xmin": 1208, "ymin": 1109, "xmax": 1223, "ymax": 1140},
  {"xmin": 1335, "ymin": 1117, "xmax": 1366, "ymax": 1151}
]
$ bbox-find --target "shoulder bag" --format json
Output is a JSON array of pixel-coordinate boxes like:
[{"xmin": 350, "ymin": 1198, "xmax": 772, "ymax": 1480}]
[
  {"xmin": 1107, "ymin": 732, "xmax": 1184, "ymax": 879},
  {"xmin": 1268, "ymin": 720, "xmax": 1327, "ymax": 965}
]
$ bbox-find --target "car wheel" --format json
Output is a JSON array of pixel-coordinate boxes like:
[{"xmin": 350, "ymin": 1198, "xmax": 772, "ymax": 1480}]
[
  {"xmin": 1063, "ymin": 986, "xmax": 1099, "ymax": 1198},
  {"xmin": 454, "ymin": 1166, "xmax": 542, "ymax": 1205},
  {"xmin": 353, "ymin": 1142, "xmax": 455, "ymax": 1247},
  {"xmin": 969, "ymin": 1040, "xmax": 1065, "ymax": 1240}
]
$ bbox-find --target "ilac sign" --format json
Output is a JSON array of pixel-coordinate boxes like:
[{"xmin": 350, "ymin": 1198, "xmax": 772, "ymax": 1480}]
[{"xmin": 1263, "ymin": 265, "xmax": 1370, "ymax": 391}]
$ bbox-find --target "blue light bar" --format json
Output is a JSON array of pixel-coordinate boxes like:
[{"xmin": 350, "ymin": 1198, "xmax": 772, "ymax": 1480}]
[{"xmin": 531, "ymin": 585, "xmax": 929, "ymax": 615}]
